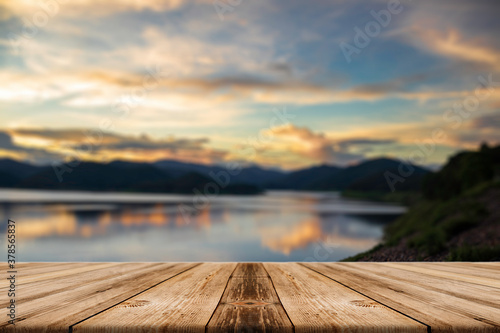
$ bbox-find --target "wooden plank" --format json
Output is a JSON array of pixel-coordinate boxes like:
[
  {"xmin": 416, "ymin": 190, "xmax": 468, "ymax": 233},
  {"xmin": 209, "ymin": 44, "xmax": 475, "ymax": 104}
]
[
  {"xmin": 380, "ymin": 262, "xmax": 500, "ymax": 289},
  {"xmin": 264, "ymin": 262, "xmax": 426, "ymax": 333},
  {"xmin": 399, "ymin": 262, "xmax": 500, "ymax": 282},
  {"xmin": 366, "ymin": 263, "xmax": 500, "ymax": 309},
  {"xmin": 0, "ymin": 263, "xmax": 115, "ymax": 290},
  {"xmin": 0, "ymin": 262, "xmax": 197, "ymax": 332},
  {"xmin": 453, "ymin": 262, "xmax": 500, "ymax": 271},
  {"xmin": 207, "ymin": 263, "xmax": 293, "ymax": 333},
  {"xmin": 452, "ymin": 261, "xmax": 500, "ymax": 271},
  {"xmin": 0, "ymin": 262, "xmax": 88, "ymax": 281},
  {"xmin": 304, "ymin": 262, "xmax": 500, "ymax": 332},
  {"xmin": 0, "ymin": 263, "xmax": 127, "ymax": 304},
  {"xmin": 440, "ymin": 262, "xmax": 500, "ymax": 270},
  {"xmin": 73, "ymin": 262, "xmax": 236, "ymax": 333}
]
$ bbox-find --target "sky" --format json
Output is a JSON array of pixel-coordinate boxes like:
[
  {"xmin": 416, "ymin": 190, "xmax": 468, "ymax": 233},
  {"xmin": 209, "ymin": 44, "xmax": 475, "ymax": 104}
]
[{"xmin": 0, "ymin": 0, "xmax": 499, "ymax": 170}]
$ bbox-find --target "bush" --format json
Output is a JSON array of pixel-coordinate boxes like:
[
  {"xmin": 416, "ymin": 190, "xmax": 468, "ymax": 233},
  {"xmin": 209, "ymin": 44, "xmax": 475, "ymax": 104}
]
[
  {"xmin": 408, "ymin": 229, "xmax": 446, "ymax": 256},
  {"xmin": 442, "ymin": 217, "xmax": 479, "ymax": 237},
  {"xmin": 447, "ymin": 245, "xmax": 500, "ymax": 261}
]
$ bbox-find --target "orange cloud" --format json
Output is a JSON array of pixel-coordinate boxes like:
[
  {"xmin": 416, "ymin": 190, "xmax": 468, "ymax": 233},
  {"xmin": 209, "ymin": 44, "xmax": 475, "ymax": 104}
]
[
  {"xmin": 413, "ymin": 28, "xmax": 500, "ymax": 71},
  {"xmin": 2, "ymin": 129, "xmax": 228, "ymax": 165},
  {"xmin": 261, "ymin": 124, "xmax": 364, "ymax": 166}
]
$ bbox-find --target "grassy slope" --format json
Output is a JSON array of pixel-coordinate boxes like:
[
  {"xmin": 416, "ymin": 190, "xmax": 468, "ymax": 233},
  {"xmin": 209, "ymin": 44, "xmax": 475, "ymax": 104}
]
[{"xmin": 343, "ymin": 180, "xmax": 500, "ymax": 261}]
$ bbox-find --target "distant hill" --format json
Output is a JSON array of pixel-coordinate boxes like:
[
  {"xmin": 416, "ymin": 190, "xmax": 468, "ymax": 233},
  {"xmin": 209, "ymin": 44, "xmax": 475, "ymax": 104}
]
[
  {"xmin": 18, "ymin": 162, "xmax": 170, "ymax": 192},
  {"xmin": 307, "ymin": 158, "xmax": 428, "ymax": 192},
  {"xmin": 0, "ymin": 159, "xmax": 264, "ymax": 195},
  {"xmin": 153, "ymin": 160, "xmax": 286, "ymax": 187},
  {"xmin": 153, "ymin": 159, "xmax": 215, "ymax": 179},
  {"xmin": 344, "ymin": 144, "xmax": 500, "ymax": 262},
  {"xmin": 268, "ymin": 165, "xmax": 341, "ymax": 189},
  {"xmin": 0, "ymin": 170, "xmax": 20, "ymax": 187},
  {"xmin": 0, "ymin": 158, "xmax": 42, "ymax": 178},
  {"xmin": 0, "ymin": 156, "xmax": 431, "ymax": 195}
]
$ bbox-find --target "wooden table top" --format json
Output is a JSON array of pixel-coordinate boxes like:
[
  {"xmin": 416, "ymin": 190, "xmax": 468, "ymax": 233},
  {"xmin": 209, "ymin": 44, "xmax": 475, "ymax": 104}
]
[{"xmin": 1, "ymin": 262, "xmax": 499, "ymax": 332}]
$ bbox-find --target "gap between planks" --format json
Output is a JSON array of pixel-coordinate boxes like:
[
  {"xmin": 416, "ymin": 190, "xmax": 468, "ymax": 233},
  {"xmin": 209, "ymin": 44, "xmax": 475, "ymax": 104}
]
[
  {"xmin": 68, "ymin": 263, "xmax": 202, "ymax": 332},
  {"xmin": 4, "ymin": 263, "xmax": 500, "ymax": 333}
]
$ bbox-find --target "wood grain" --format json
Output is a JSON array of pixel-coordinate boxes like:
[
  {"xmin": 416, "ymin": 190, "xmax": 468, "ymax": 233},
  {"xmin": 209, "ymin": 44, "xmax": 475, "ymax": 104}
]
[
  {"xmin": 264, "ymin": 262, "xmax": 426, "ymax": 332},
  {"xmin": 396, "ymin": 262, "xmax": 500, "ymax": 282},
  {"xmin": 2, "ymin": 262, "xmax": 499, "ymax": 333},
  {"xmin": 0, "ymin": 262, "xmax": 114, "ymax": 290},
  {"xmin": 207, "ymin": 263, "xmax": 293, "ymax": 333},
  {"xmin": 381, "ymin": 262, "xmax": 500, "ymax": 288},
  {"xmin": 0, "ymin": 262, "xmax": 197, "ymax": 332},
  {"xmin": 373, "ymin": 263, "xmax": 500, "ymax": 309},
  {"xmin": 73, "ymin": 262, "xmax": 236, "ymax": 333},
  {"xmin": 304, "ymin": 262, "xmax": 500, "ymax": 332}
]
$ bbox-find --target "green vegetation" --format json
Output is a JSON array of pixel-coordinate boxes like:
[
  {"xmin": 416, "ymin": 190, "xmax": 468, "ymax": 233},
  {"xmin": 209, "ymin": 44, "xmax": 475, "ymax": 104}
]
[
  {"xmin": 342, "ymin": 244, "xmax": 384, "ymax": 262},
  {"xmin": 423, "ymin": 144, "xmax": 500, "ymax": 200},
  {"xmin": 343, "ymin": 144, "xmax": 500, "ymax": 262},
  {"xmin": 447, "ymin": 245, "xmax": 500, "ymax": 261},
  {"xmin": 385, "ymin": 197, "xmax": 488, "ymax": 252}
]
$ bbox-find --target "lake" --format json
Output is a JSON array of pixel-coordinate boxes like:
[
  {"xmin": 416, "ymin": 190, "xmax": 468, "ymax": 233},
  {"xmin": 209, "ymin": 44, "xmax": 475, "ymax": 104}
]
[{"xmin": 0, "ymin": 189, "xmax": 406, "ymax": 262}]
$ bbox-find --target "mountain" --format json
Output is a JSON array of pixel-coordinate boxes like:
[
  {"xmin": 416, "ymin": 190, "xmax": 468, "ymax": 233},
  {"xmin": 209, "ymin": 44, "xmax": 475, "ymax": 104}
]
[
  {"xmin": 153, "ymin": 159, "xmax": 214, "ymax": 178},
  {"xmin": 0, "ymin": 158, "xmax": 43, "ymax": 178},
  {"xmin": 154, "ymin": 160, "xmax": 286, "ymax": 187},
  {"xmin": 6, "ymin": 160, "xmax": 263, "ymax": 195},
  {"xmin": 308, "ymin": 158, "xmax": 429, "ymax": 192},
  {"xmin": 19, "ymin": 162, "xmax": 170, "ymax": 191},
  {"xmin": 0, "ymin": 171, "xmax": 20, "ymax": 188},
  {"xmin": 270, "ymin": 165, "xmax": 341, "ymax": 189},
  {"xmin": 423, "ymin": 144, "xmax": 500, "ymax": 200},
  {"xmin": 344, "ymin": 144, "xmax": 500, "ymax": 262},
  {"xmin": 231, "ymin": 166, "xmax": 286, "ymax": 187},
  {"xmin": 166, "ymin": 172, "xmax": 262, "ymax": 195},
  {"xmin": 0, "ymin": 156, "xmax": 432, "ymax": 195}
]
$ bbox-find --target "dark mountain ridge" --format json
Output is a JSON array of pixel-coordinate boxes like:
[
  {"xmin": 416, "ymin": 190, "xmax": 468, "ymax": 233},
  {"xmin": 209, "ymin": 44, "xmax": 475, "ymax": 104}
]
[{"xmin": 0, "ymin": 157, "xmax": 430, "ymax": 194}]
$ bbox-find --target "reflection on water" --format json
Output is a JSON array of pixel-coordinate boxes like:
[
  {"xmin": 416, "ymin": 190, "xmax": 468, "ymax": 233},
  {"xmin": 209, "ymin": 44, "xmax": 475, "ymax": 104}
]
[{"xmin": 0, "ymin": 190, "xmax": 405, "ymax": 261}]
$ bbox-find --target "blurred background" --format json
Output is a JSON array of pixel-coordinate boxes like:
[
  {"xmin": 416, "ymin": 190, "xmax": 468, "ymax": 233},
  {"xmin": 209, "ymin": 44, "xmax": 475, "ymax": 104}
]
[{"xmin": 0, "ymin": 0, "xmax": 499, "ymax": 261}]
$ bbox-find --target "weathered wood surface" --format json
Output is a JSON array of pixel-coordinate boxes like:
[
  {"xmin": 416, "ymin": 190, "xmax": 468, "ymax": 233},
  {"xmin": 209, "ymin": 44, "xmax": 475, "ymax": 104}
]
[
  {"xmin": 206, "ymin": 263, "xmax": 293, "ymax": 333},
  {"xmin": 1, "ymin": 262, "xmax": 499, "ymax": 332},
  {"xmin": 264, "ymin": 263, "xmax": 425, "ymax": 332},
  {"xmin": 1, "ymin": 263, "xmax": 197, "ymax": 332},
  {"xmin": 73, "ymin": 263, "xmax": 236, "ymax": 333},
  {"xmin": 303, "ymin": 262, "xmax": 500, "ymax": 332}
]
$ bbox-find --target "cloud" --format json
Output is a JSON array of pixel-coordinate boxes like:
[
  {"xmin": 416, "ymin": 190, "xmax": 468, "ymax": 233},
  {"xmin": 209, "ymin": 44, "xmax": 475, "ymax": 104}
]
[
  {"xmin": 390, "ymin": 1, "xmax": 500, "ymax": 74},
  {"xmin": 72, "ymin": 71, "xmax": 470, "ymax": 106},
  {"xmin": 416, "ymin": 29, "xmax": 500, "ymax": 71},
  {"xmin": 12, "ymin": 128, "xmax": 123, "ymax": 142},
  {"xmin": 262, "ymin": 124, "xmax": 366, "ymax": 166},
  {"xmin": 455, "ymin": 113, "xmax": 500, "ymax": 146},
  {"xmin": 5, "ymin": 128, "xmax": 228, "ymax": 165},
  {"xmin": 336, "ymin": 138, "xmax": 395, "ymax": 152},
  {"xmin": 470, "ymin": 114, "xmax": 500, "ymax": 129},
  {"xmin": 0, "ymin": 132, "xmax": 17, "ymax": 150},
  {"xmin": 1, "ymin": 0, "xmax": 499, "ymax": 170},
  {"xmin": 0, "ymin": 0, "xmax": 209, "ymax": 20},
  {"xmin": 0, "ymin": 131, "xmax": 63, "ymax": 164},
  {"xmin": 3, "ymin": 126, "xmax": 399, "ymax": 168},
  {"xmin": 455, "ymin": 130, "xmax": 500, "ymax": 147}
]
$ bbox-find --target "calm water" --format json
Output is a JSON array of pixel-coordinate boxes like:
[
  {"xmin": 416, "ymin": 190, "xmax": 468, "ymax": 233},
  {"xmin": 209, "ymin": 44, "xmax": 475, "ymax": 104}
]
[{"xmin": 0, "ymin": 189, "xmax": 405, "ymax": 261}]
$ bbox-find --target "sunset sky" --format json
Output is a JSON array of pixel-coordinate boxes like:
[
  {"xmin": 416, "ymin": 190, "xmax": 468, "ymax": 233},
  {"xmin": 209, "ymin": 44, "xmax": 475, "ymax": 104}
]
[{"xmin": 1, "ymin": 0, "xmax": 499, "ymax": 170}]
